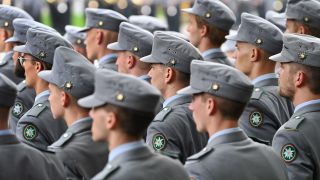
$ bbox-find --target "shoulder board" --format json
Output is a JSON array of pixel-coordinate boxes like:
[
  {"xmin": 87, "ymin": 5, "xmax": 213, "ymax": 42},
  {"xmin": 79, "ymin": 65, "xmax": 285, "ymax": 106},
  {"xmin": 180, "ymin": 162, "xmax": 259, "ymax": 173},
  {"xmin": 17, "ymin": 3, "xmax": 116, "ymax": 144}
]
[
  {"xmin": 153, "ymin": 106, "xmax": 172, "ymax": 122},
  {"xmin": 284, "ymin": 116, "xmax": 305, "ymax": 130},
  {"xmin": 249, "ymin": 136, "xmax": 271, "ymax": 145},
  {"xmin": 49, "ymin": 132, "xmax": 74, "ymax": 148},
  {"xmin": 94, "ymin": 164, "xmax": 119, "ymax": 180},
  {"xmin": 186, "ymin": 147, "xmax": 213, "ymax": 161},
  {"xmin": 251, "ymin": 87, "xmax": 264, "ymax": 100},
  {"xmin": 27, "ymin": 103, "xmax": 47, "ymax": 117},
  {"xmin": 17, "ymin": 81, "xmax": 27, "ymax": 92}
]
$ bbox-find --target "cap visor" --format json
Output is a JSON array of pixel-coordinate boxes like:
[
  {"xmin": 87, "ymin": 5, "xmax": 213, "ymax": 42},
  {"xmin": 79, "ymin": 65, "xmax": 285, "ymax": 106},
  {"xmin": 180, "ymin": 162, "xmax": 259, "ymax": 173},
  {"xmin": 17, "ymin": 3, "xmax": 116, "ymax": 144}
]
[
  {"xmin": 107, "ymin": 42, "xmax": 125, "ymax": 51},
  {"xmin": 13, "ymin": 45, "xmax": 29, "ymax": 54},
  {"xmin": 225, "ymin": 33, "xmax": 239, "ymax": 41},
  {"xmin": 140, "ymin": 54, "xmax": 160, "ymax": 63},
  {"xmin": 78, "ymin": 94, "xmax": 106, "ymax": 108},
  {"xmin": 5, "ymin": 36, "xmax": 20, "ymax": 43},
  {"xmin": 177, "ymin": 86, "xmax": 202, "ymax": 95},
  {"xmin": 78, "ymin": 27, "xmax": 91, "ymax": 33},
  {"xmin": 269, "ymin": 53, "xmax": 292, "ymax": 63},
  {"xmin": 38, "ymin": 70, "xmax": 57, "ymax": 85}
]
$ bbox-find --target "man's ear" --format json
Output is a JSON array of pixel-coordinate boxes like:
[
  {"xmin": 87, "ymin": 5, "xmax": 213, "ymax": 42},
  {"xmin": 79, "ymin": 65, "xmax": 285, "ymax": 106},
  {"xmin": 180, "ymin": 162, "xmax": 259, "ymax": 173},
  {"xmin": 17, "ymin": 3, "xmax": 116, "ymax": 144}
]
[
  {"xmin": 199, "ymin": 24, "xmax": 208, "ymax": 38},
  {"xmin": 61, "ymin": 91, "xmax": 70, "ymax": 108},
  {"xmin": 96, "ymin": 30, "xmax": 104, "ymax": 45},
  {"xmin": 295, "ymin": 71, "xmax": 305, "ymax": 88},
  {"xmin": 297, "ymin": 24, "xmax": 308, "ymax": 34},
  {"xmin": 164, "ymin": 67, "xmax": 175, "ymax": 84},
  {"xmin": 207, "ymin": 97, "xmax": 217, "ymax": 116},
  {"xmin": 249, "ymin": 47, "xmax": 260, "ymax": 62},
  {"xmin": 106, "ymin": 111, "xmax": 117, "ymax": 130},
  {"xmin": 127, "ymin": 55, "xmax": 136, "ymax": 69}
]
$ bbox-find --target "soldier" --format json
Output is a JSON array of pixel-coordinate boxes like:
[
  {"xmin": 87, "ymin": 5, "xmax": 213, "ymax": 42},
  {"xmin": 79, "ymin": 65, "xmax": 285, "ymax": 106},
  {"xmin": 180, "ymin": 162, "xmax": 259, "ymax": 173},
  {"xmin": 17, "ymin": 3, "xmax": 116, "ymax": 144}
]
[
  {"xmin": 271, "ymin": 34, "xmax": 320, "ymax": 180},
  {"xmin": 14, "ymin": 28, "xmax": 71, "ymax": 151},
  {"xmin": 7, "ymin": 18, "xmax": 56, "ymax": 133},
  {"xmin": 226, "ymin": 13, "xmax": 294, "ymax": 144},
  {"xmin": 285, "ymin": 0, "xmax": 320, "ymax": 37},
  {"xmin": 182, "ymin": 0, "xmax": 235, "ymax": 65},
  {"xmin": 265, "ymin": 10, "xmax": 286, "ymax": 32},
  {"xmin": 179, "ymin": 60, "xmax": 289, "ymax": 180},
  {"xmin": 140, "ymin": 31, "xmax": 208, "ymax": 163},
  {"xmin": 78, "ymin": 69, "xmax": 189, "ymax": 180},
  {"xmin": 107, "ymin": 22, "xmax": 153, "ymax": 81},
  {"xmin": 64, "ymin": 25, "xmax": 87, "ymax": 57},
  {"xmin": 0, "ymin": 5, "xmax": 33, "ymax": 84},
  {"xmin": 0, "ymin": 73, "xmax": 65, "ymax": 180},
  {"xmin": 38, "ymin": 47, "xmax": 108, "ymax": 179},
  {"xmin": 79, "ymin": 8, "xmax": 127, "ymax": 70},
  {"xmin": 128, "ymin": 15, "xmax": 168, "ymax": 33}
]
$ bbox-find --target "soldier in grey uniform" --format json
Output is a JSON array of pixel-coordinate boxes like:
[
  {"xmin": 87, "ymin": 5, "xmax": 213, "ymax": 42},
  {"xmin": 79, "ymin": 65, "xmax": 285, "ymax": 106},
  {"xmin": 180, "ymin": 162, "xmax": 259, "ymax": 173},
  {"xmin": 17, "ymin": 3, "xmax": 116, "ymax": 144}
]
[
  {"xmin": 64, "ymin": 25, "xmax": 87, "ymax": 57},
  {"xmin": 0, "ymin": 73, "xmax": 65, "ymax": 180},
  {"xmin": 140, "ymin": 31, "xmax": 208, "ymax": 163},
  {"xmin": 78, "ymin": 69, "xmax": 189, "ymax": 180},
  {"xmin": 79, "ymin": 8, "xmax": 127, "ymax": 70},
  {"xmin": 271, "ymin": 33, "xmax": 320, "ymax": 180},
  {"xmin": 285, "ymin": 0, "xmax": 320, "ymax": 38},
  {"xmin": 38, "ymin": 47, "xmax": 108, "ymax": 179},
  {"xmin": 0, "ymin": 5, "xmax": 33, "ymax": 84},
  {"xmin": 14, "ymin": 28, "xmax": 71, "ymax": 151},
  {"xmin": 226, "ymin": 13, "xmax": 294, "ymax": 144},
  {"xmin": 182, "ymin": 0, "xmax": 235, "ymax": 66},
  {"xmin": 107, "ymin": 22, "xmax": 153, "ymax": 82},
  {"xmin": 128, "ymin": 15, "xmax": 168, "ymax": 33},
  {"xmin": 178, "ymin": 60, "xmax": 289, "ymax": 180},
  {"xmin": 7, "ymin": 18, "xmax": 57, "ymax": 133}
]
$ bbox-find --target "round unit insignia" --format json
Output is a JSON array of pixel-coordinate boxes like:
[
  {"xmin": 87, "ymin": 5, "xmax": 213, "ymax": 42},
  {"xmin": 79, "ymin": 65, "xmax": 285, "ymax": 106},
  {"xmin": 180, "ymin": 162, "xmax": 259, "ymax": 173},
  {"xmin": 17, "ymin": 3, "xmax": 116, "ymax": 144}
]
[
  {"xmin": 152, "ymin": 133, "xmax": 167, "ymax": 151},
  {"xmin": 12, "ymin": 102, "xmax": 23, "ymax": 117},
  {"xmin": 23, "ymin": 124, "xmax": 38, "ymax": 141},
  {"xmin": 249, "ymin": 111, "xmax": 263, "ymax": 127},
  {"xmin": 281, "ymin": 144, "xmax": 297, "ymax": 163}
]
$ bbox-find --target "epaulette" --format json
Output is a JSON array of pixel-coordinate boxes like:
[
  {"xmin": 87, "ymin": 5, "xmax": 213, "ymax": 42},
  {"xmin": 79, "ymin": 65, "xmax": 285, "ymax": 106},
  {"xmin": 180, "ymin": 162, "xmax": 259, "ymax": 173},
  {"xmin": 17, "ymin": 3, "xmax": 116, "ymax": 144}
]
[
  {"xmin": 153, "ymin": 106, "xmax": 172, "ymax": 122},
  {"xmin": 284, "ymin": 116, "xmax": 305, "ymax": 130},
  {"xmin": 27, "ymin": 103, "xmax": 47, "ymax": 117}
]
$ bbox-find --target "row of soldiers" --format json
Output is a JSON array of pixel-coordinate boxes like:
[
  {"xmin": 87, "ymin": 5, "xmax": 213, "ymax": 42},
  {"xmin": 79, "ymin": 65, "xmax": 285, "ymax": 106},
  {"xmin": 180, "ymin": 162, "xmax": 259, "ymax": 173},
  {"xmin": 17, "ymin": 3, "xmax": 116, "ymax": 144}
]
[{"xmin": 0, "ymin": 0, "xmax": 320, "ymax": 179}]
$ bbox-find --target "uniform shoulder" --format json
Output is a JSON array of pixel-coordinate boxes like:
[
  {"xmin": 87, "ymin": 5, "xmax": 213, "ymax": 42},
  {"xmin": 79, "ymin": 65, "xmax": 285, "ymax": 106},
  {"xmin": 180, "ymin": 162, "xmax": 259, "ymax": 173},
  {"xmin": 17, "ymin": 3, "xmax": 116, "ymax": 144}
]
[
  {"xmin": 26, "ymin": 103, "xmax": 48, "ymax": 117},
  {"xmin": 17, "ymin": 80, "xmax": 27, "ymax": 92},
  {"xmin": 283, "ymin": 116, "xmax": 305, "ymax": 130},
  {"xmin": 153, "ymin": 106, "xmax": 172, "ymax": 122}
]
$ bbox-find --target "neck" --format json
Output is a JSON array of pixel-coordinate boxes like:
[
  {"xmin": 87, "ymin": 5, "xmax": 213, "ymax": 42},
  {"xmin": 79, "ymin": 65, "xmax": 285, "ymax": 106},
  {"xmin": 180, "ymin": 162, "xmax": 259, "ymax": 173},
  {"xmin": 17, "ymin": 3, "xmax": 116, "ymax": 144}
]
[
  {"xmin": 198, "ymin": 38, "xmax": 219, "ymax": 53},
  {"xmin": 292, "ymin": 89, "xmax": 320, "ymax": 107},
  {"xmin": 206, "ymin": 114, "xmax": 238, "ymax": 137},
  {"xmin": 129, "ymin": 68, "xmax": 149, "ymax": 78},
  {"xmin": 34, "ymin": 79, "xmax": 49, "ymax": 96},
  {"xmin": 64, "ymin": 106, "xmax": 90, "ymax": 127},
  {"xmin": 108, "ymin": 132, "xmax": 141, "ymax": 151},
  {"xmin": 162, "ymin": 83, "xmax": 186, "ymax": 100},
  {"xmin": 97, "ymin": 48, "xmax": 115, "ymax": 60},
  {"xmin": 0, "ymin": 109, "xmax": 9, "ymax": 130},
  {"xmin": 248, "ymin": 60, "xmax": 275, "ymax": 80}
]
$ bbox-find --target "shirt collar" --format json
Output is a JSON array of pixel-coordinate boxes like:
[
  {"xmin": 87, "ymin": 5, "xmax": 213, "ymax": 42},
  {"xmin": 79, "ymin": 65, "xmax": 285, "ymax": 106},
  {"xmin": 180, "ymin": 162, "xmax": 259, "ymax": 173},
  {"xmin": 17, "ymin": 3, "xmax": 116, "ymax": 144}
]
[
  {"xmin": 70, "ymin": 116, "xmax": 92, "ymax": 127},
  {"xmin": 294, "ymin": 99, "xmax": 320, "ymax": 113},
  {"xmin": 138, "ymin": 74, "xmax": 150, "ymax": 81},
  {"xmin": 0, "ymin": 129, "xmax": 13, "ymax": 136},
  {"xmin": 163, "ymin": 94, "xmax": 185, "ymax": 108},
  {"xmin": 251, "ymin": 73, "xmax": 277, "ymax": 85},
  {"xmin": 99, "ymin": 53, "xmax": 117, "ymax": 64},
  {"xmin": 208, "ymin": 127, "xmax": 242, "ymax": 144},
  {"xmin": 202, "ymin": 48, "xmax": 222, "ymax": 58},
  {"xmin": 35, "ymin": 90, "xmax": 50, "ymax": 102},
  {"xmin": 108, "ymin": 140, "xmax": 145, "ymax": 162}
]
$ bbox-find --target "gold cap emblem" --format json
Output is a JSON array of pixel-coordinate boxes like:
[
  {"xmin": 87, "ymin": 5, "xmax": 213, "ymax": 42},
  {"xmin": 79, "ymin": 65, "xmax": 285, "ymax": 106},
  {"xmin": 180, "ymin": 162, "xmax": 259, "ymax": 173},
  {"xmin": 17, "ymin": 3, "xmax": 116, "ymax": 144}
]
[
  {"xmin": 64, "ymin": 82, "xmax": 73, "ymax": 90},
  {"xmin": 304, "ymin": 17, "xmax": 309, "ymax": 22},
  {"xmin": 170, "ymin": 59, "xmax": 176, "ymax": 65},
  {"xmin": 38, "ymin": 51, "xmax": 47, "ymax": 59},
  {"xmin": 116, "ymin": 93, "xmax": 124, "ymax": 101},
  {"xmin": 98, "ymin": 21, "xmax": 104, "ymax": 26},
  {"xmin": 205, "ymin": 12, "xmax": 211, "ymax": 18},
  {"xmin": 4, "ymin": 21, "xmax": 9, "ymax": 27},
  {"xmin": 212, "ymin": 83, "xmax": 219, "ymax": 91},
  {"xmin": 76, "ymin": 39, "xmax": 82, "ymax": 44},
  {"xmin": 255, "ymin": 38, "xmax": 263, "ymax": 45},
  {"xmin": 133, "ymin": 46, "xmax": 139, "ymax": 52},
  {"xmin": 298, "ymin": 52, "xmax": 307, "ymax": 60}
]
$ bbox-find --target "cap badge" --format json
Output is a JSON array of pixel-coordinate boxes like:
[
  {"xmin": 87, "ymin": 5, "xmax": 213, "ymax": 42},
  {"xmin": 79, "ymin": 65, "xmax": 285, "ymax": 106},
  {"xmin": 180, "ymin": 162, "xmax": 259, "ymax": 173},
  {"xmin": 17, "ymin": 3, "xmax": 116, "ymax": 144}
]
[
  {"xmin": 116, "ymin": 93, "xmax": 124, "ymax": 101},
  {"xmin": 98, "ymin": 21, "xmax": 104, "ymax": 26},
  {"xmin": 255, "ymin": 38, "xmax": 263, "ymax": 45},
  {"xmin": 38, "ymin": 51, "xmax": 47, "ymax": 59},
  {"xmin": 298, "ymin": 52, "xmax": 307, "ymax": 60},
  {"xmin": 170, "ymin": 59, "xmax": 176, "ymax": 65},
  {"xmin": 212, "ymin": 83, "xmax": 219, "ymax": 91},
  {"xmin": 133, "ymin": 46, "xmax": 139, "ymax": 52},
  {"xmin": 4, "ymin": 21, "xmax": 9, "ymax": 27},
  {"xmin": 205, "ymin": 12, "xmax": 211, "ymax": 19},
  {"xmin": 303, "ymin": 17, "xmax": 309, "ymax": 23},
  {"xmin": 64, "ymin": 82, "xmax": 73, "ymax": 90},
  {"xmin": 76, "ymin": 39, "xmax": 82, "ymax": 44}
]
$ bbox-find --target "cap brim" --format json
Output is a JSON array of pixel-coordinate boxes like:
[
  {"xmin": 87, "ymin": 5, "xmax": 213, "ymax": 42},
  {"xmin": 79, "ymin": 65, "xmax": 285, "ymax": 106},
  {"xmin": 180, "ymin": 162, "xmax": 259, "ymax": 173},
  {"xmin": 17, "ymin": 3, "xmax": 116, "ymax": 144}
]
[
  {"xmin": 269, "ymin": 53, "xmax": 292, "ymax": 63},
  {"xmin": 78, "ymin": 94, "xmax": 106, "ymax": 108},
  {"xmin": 225, "ymin": 33, "xmax": 240, "ymax": 41},
  {"xmin": 5, "ymin": 36, "xmax": 20, "ymax": 43},
  {"xmin": 140, "ymin": 54, "xmax": 160, "ymax": 63},
  {"xmin": 107, "ymin": 42, "xmax": 125, "ymax": 51},
  {"xmin": 38, "ymin": 70, "xmax": 57, "ymax": 85},
  {"xmin": 13, "ymin": 45, "xmax": 29, "ymax": 54},
  {"xmin": 78, "ymin": 27, "xmax": 91, "ymax": 33},
  {"xmin": 177, "ymin": 86, "xmax": 202, "ymax": 95}
]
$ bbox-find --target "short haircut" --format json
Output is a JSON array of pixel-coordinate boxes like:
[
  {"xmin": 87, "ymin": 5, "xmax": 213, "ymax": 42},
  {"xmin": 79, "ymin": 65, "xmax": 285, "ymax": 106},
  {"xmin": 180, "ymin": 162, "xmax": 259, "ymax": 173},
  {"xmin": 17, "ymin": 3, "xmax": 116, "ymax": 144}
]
[
  {"xmin": 290, "ymin": 63, "xmax": 320, "ymax": 94},
  {"xmin": 292, "ymin": 20, "xmax": 320, "ymax": 38},
  {"xmin": 194, "ymin": 15, "xmax": 228, "ymax": 47}
]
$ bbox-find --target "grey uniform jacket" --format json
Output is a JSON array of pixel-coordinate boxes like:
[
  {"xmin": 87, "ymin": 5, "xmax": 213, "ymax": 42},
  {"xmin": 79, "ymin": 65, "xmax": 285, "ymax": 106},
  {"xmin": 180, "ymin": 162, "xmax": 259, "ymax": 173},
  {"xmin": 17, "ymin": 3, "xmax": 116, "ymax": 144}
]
[
  {"xmin": 146, "ymin": 95, "xmax": 208, "ymax": 164},
  {"xmin": 48, "ymin": 118, "xmax": 109, "ymax": 180},
  {"xmin": 92, "ymin": 146, "xmax": 189, "ymax": 180},
  {"xmin": 239, "ymin": 78, "xmax": 294, "ymax": 145},
  {"xmin": 273, "ymin": 103, "xmax": 320, "ymax": 180},
  {"xmin": 0, "ymin": 134, "xmax": 65, "ymax": 180},
  {"xmin": 98, "ymin": 55, "xmax": 117, "ymax": 71},
  {"xmin": 9, "ymin": 80, "xmax": 36, "ymax": 133},
  {"xmin": 203, "ymin": 50, "xmax": 233, "ymax": 66},
  {"xmin": 185, "ymin": 130, "xmax": 289, "ymax": 180},
  {"xmin": 0, "ymin": 51, "xmax": 23, "ymax": 84},
  {"xmin": 16, "ymin": 94, "xmax": 67, "ymax": 151}
]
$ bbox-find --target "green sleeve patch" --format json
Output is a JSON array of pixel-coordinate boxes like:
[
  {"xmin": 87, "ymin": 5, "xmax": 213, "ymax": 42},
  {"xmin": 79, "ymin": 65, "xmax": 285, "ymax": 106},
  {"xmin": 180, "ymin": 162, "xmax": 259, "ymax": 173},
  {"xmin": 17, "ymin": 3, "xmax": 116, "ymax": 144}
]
[
  {"xmin": 281, "ymin": 144, "xmax": 297, "ymax": 163},
  {"xmin": 152, "ymin": 133, "xmax": 168, "ymax": 151},
  {"xmin": 23, "ymin": 124, "xmax": 38, "ymax": 141},
  {"xmin": 249, "ymin": 111, "xmax": 264, "ymax": 127},
  {"xmin": 12, "ymin": 102, "xmax": 24, "ymax": 118}
]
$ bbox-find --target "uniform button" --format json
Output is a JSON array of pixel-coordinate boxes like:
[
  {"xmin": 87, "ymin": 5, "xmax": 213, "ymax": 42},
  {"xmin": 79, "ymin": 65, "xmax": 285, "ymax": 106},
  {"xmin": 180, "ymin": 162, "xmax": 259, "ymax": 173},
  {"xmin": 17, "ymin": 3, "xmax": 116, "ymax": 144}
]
[
  {"xmin": 203, "ymin": 147, "xmax": 207, "ymax": 151},
  {"xmin": 107, "ymin": 164, "xmax": 112, "ymax": 169},
  {"xmin": 295, "ymin": 116, "xmax": 300, "ymax": 119},
  {"xmin": 255, "ymin": 88, "xmax": 260, "ymax": 92},
  {"xmin": 63, "ymin": 133, "xmax": 69, "ymax": 138},
  {"xmin": 38, "ymin": 104, "xmax": 43, "ymax": 107}
]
